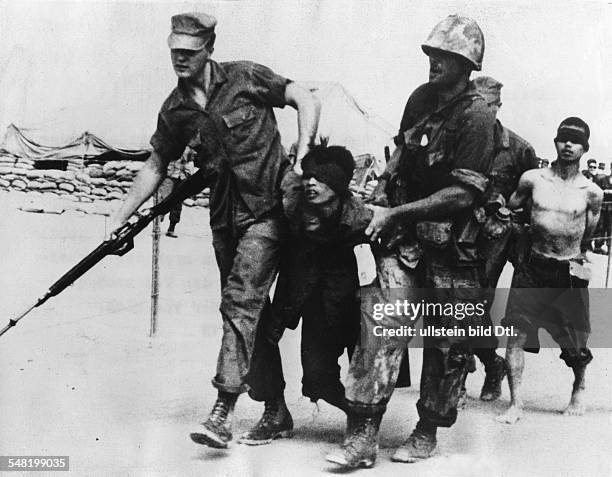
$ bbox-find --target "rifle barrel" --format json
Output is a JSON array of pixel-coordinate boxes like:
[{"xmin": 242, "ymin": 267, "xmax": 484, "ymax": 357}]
[{"xmin": 0, "ymin": 295, "xmax": 48, "ymax": 338}]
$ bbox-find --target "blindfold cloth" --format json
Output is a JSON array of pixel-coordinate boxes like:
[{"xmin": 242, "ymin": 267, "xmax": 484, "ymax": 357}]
[
  {"xmin": 302, "ymin": 161, "xmax": 351, "ymax": 196},
  {"xmin": 555, "ymin": 127, "xmax": 589, "ymax": 151}
]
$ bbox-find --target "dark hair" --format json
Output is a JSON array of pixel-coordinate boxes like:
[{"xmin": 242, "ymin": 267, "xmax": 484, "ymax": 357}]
[
  {"xmin": 301, "ymin": 145, "xmax": 355, "ymax": 196},
  {"xmin": 302, "ymin": 145, "xmax": 355, "ymax": 179}
]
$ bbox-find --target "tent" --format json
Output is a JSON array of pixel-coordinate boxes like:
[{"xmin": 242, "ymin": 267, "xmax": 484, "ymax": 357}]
[
  {"xmin": 0, "ymin": 124, "xmax": 150, "ymax": 163},
  {"xmin": 275, "ymin": 81, "xmax": 395, "ymax": 174},
  {"xmin": 0, "ymin": 81, "xmax": 394, "ymax": 173}
]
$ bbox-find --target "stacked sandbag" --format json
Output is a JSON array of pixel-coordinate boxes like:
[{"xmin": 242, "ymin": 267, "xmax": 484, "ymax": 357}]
[
  {"xmin": 0, "ymin": 156, "xmax": 16, "ymax": 188},
  {"xmin": 0, "ymin": 157, "xmax": 213, "ymax": 215},
  {"xmin": 0, "ymin": 155, "xmax": 18, "ymax": 169},
  {"xmin": 66, "ymin": 157, "xmax": 83, "ymax": 173}
]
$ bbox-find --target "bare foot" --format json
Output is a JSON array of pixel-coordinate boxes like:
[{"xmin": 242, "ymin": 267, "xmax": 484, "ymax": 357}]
[
  {"xmin": 496, "ymin": 405, "xmax": 522, "ymax": 424},
  {"xmin": 563, "ymin": 391, "xmax": 585, "ymax": 416}
]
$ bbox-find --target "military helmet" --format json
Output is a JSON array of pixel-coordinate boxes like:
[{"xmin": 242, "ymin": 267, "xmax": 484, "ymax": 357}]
[{"xmin": 422, "ymin": 15, "xmax": 485, "ymax": 71}]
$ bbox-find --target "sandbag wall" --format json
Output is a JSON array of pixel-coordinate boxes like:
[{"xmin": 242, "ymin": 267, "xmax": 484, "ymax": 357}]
[{"xmin": 0, "ymin": 156, "xmax": 210, "ymax": 212}]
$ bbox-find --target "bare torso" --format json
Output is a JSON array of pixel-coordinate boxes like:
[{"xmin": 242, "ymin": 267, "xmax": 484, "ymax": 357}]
[{"xmin": 529, "ymin": 168, "xmax": 592, "ymax": 259}]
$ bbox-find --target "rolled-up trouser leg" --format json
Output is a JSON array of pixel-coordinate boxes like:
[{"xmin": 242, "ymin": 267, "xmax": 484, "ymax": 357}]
[{"xmin": 211, "ymin": 217, "xmax": 283, "ymax": 395}]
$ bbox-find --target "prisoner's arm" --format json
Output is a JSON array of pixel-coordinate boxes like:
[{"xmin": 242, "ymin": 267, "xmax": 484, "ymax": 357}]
[{"xmin": 284, "ymin": 82, "xmax": 321, "ymax": 173}]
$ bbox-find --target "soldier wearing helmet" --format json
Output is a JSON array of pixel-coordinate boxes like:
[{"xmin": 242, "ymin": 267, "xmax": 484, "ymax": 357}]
[{"xmin": 326, "ymin": 15, "xmax": 496, "ymax": 468}]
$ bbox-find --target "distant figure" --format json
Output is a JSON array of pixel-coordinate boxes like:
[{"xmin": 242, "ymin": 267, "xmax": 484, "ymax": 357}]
[
  {"xmin": 597, "ymin": 162, "xmax": 606, "ymax": 174},
  {"xmin": 581, "ymin": 158, "xmax": 597, "ymax": 181},
  {"xmin": 539, "ymin": 158, "xmax": 550, "ymax": 168},
  {"xmin": 498, "ymin": 117, "xmax": 602, "ymax": 424}
]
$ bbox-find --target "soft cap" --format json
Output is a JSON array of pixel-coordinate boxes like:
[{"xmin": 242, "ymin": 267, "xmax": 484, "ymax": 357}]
[{"xmin": 168, "ymin": 12, "xmax": 217, "ymax": 50}]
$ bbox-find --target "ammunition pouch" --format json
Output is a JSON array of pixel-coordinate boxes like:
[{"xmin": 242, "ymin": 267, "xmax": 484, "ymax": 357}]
[{"xmin": 416, "ymin": 220, "xmax": 453, "ymax": 248}]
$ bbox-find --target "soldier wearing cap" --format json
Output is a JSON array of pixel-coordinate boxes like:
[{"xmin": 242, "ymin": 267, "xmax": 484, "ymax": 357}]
[
  {"xmin": 582, "ymin": 158, "xmax": 598, "ymax": 181},
  {"xmin": 111, "ymin": 12, "xmax": 320, "ymax": 449},
  {"xmin": 326, "ymin": 15, "xmax": 496, "ymax": 468},
  {"xmin": 462, "ymin": 75, "xmax": 539, "ymax": 402}
]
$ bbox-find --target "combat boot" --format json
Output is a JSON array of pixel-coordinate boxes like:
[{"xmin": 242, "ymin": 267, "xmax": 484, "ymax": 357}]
[
  {"xmin": 391, "ymin": 424, "xmax": 437, "ymax": 463},
  {"xmin": 238, "ymin": 395, "xmax": 294, "ymax": 445},
  {"xmin": 480, "ymin": 355, "xmax": 507, "ymax": 401},
  {"xmin": 190, "ymin": 392, "xmax": 238, "ymax": 448},
  {"xmin": 325, "ymin": 413, "xmax": 382, "ymax": 468}
]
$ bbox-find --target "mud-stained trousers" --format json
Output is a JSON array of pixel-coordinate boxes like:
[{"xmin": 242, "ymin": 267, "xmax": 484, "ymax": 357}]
[
  {"xmin": 346, "ymin": 248, "xmax": 487, "ymax": 428},
  {"xmin": 416, "ymin": 252, "xmax": 488, "ymax": 426},
  {"xmin": 345, "ymin": 250, "xmax": 420, "ymax": 416},
  {"xmin": 210, "ymin": 212, "xmax": 286, "ymax": 401}
]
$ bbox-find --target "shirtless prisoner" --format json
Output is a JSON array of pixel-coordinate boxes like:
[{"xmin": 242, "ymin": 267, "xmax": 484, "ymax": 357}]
[{"xmin": 497, "ymin": 117, "xmax": 603, "ymax": 424}]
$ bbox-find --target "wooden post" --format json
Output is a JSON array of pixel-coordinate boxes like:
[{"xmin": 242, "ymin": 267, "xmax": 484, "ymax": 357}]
[{"xmin": 150, "ymin": 191, "xmax": 161, "ymax": 336}]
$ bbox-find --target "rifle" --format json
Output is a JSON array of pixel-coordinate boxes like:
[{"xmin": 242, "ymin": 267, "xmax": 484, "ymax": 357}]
[{"xmin": 0, "ymin": 169, "xmax": 211, "ymax": 338}]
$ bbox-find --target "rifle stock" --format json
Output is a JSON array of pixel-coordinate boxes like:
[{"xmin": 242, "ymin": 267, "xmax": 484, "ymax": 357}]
[{"xmin": 0, "ymin": 169, "xmax": 210, "ymax": 338}]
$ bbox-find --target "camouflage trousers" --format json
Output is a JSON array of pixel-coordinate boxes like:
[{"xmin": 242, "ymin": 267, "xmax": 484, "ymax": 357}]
[
  {"xmin": 345, "ymin": 250, "xmax": 420, "ymax": 415},
  {"xmin": 346, "ymin": 248, "xmax": 488, "ymax": 427}
]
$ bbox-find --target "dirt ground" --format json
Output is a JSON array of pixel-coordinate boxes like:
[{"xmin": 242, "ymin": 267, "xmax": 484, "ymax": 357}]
[{"xmin": 1, "ymin": 189, "xmax": 611, "ymax": 477}]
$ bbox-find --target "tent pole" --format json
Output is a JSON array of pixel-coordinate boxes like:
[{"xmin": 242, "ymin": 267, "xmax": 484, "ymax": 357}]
[{"xmin": 150, "ymin": 191, "xmax": 161, "ymax": 336}]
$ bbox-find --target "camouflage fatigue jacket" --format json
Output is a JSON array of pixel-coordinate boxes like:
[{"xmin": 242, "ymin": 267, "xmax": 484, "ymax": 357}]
[{"xmin": 387, "ymin": 82, "xmax": 496, "ymax": 263}]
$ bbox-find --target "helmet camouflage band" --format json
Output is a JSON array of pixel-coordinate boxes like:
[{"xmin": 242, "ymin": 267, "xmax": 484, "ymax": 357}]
[{"xmin": 422, "ymin": 15, "xmax": 485, "ymax": 71}]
